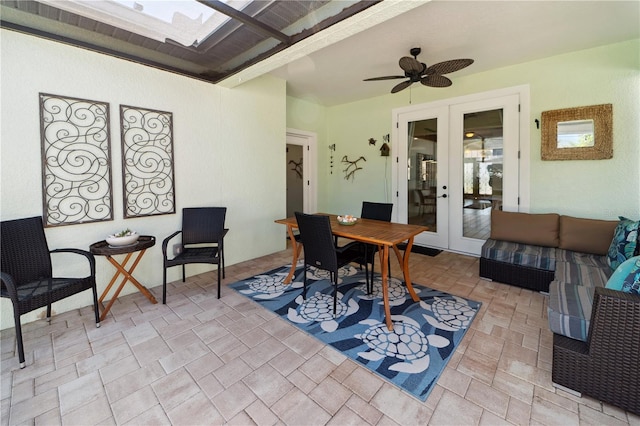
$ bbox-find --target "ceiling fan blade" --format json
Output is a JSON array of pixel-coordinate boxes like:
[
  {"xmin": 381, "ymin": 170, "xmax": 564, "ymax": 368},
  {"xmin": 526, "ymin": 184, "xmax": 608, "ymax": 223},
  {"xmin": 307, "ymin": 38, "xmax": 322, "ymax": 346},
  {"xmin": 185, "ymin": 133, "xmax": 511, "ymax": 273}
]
[
  {"xmin": 363, "ymin": 75, "xmax": 406, "ymax": 81},
  {"xmin": 426, "ymin": 59, "xmax": 474, "ymax": 75},
  {"xmin": 391, "ymin": 80, "xmax": 413, "ymax": 93},
  {"xmin": 420, "ymin": 75, "xmax": 452, "ymax": 88},
  {"xmin": 399, "ymin": 56, "xmax": 424, "ymax": 73}
]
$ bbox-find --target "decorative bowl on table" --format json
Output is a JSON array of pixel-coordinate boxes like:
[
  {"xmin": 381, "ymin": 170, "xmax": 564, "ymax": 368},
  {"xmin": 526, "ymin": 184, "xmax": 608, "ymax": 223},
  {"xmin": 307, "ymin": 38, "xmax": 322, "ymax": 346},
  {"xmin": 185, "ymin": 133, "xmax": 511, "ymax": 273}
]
[
  {"xmin": 106, "ymin": 230, "xmax": 139, "ymax": 247},
  {"xmin": 337, "ymin": 215, "xmax": 358, "ymax": 226}
]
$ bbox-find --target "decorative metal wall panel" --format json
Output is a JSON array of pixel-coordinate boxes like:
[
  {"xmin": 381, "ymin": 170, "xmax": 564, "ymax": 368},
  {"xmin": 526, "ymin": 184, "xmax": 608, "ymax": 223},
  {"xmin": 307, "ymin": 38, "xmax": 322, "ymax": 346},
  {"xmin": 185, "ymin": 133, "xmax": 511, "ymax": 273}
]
[
  {"xmin": 39, "ymin": 93, "xmax": 113, "ymax": 227},
  {"xmin": 120, "ymin": 105, "xmax": 175, "ymax": 218}
]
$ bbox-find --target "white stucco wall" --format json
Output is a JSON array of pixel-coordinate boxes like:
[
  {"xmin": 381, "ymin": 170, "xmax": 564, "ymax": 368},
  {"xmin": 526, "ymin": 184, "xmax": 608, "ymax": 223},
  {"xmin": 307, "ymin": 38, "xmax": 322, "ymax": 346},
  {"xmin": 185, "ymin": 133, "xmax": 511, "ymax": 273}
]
[{"xmin": 0, "ymin": 29, "xmax": 287, "ymax": 330}]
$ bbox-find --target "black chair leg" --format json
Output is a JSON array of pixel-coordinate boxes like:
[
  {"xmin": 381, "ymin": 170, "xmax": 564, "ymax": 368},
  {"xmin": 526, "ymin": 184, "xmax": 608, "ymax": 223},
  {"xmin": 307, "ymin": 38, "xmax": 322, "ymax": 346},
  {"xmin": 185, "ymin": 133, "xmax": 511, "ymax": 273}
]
[
  {"xmin": 364, "ymin": 262, "xmax": 370, "ymax": 295},
  {"xmin": 217, "ymin": 263, "xmax": 221, "ymax": 299},
  {"xmin": 302, "ymin": 265, "xmax": 308, "ymax": 299},
  {"xmin": 92, "ymin": 285, "xmax": 100, "ymax": 327},
  {"xmin": 13, "ymin": 308, "xmax": 25, "ymax": 368},
  {"xmin": 162, "ymin": 267, "xmax": 168, "ymax": 304},
  {"xmin": 46, "ymin": 303, "xmax": 52, "ymax": 322},
  {"xmin": 370, "ymin": 252, "xmax": 375, "ymax": 294},
  {"xmin": 182, "ymin": 265, "xmax": 186, "ymax": 282},
  {"xmin": 221, "ymin": 249, "xmax": 225, "ymax": 279},
  {"xmin": 332, "ymin": 272, "xmax": 337, "ymax": 315}
]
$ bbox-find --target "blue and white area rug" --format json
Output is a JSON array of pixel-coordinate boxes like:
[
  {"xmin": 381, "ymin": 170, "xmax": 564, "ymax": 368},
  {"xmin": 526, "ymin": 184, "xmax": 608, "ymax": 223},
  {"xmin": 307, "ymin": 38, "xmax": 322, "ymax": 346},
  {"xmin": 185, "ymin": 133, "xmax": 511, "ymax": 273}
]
[{"xmin": 229, "ymin": 263, "xmax": 481, "ymax": 401}]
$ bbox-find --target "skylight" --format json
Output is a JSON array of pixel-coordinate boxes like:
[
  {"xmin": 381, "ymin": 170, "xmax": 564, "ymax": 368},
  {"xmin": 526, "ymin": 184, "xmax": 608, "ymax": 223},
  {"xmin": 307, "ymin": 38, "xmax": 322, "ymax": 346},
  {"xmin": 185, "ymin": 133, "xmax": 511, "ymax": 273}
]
[{"xmin": 39, "ymin": 0, "xmax": 253, "ymax": 47}]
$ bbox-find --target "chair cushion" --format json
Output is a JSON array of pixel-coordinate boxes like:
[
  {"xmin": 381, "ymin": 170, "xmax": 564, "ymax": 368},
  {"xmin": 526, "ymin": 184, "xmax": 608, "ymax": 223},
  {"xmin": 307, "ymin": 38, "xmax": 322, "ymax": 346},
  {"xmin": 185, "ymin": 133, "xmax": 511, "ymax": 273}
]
[
  {"xmin": 558, "ymin": 215, "xmax": 617, "ymax": 255},
  {"xmin": 481, "ymin": 239, "xmax": 556, "ymax": 271},
  {"xmin": 607, "ymin": 217, "xmax": 639, "ymax": 270},
  {"xmin": 490, "ymin": 210, "xmax": 559, "ymax": 247},
  {"xmin": 548, "ymin": 281, "xmax": 595, "ymax": 342},
  {"xmin": 620, "ymin": 257, "xmax": 640, "ymax": 295},
  {"xmin": 605, "ymin": 255, "xmax": 640, "ymax": 291}
]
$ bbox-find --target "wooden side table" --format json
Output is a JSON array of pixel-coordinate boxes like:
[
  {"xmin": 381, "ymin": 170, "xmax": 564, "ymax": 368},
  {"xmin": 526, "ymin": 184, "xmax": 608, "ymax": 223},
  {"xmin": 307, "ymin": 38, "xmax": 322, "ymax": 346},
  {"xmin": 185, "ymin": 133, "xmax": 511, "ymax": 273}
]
[{"xmin": 90, "ymin": 235, "xmax": 158, "ymax": 321}]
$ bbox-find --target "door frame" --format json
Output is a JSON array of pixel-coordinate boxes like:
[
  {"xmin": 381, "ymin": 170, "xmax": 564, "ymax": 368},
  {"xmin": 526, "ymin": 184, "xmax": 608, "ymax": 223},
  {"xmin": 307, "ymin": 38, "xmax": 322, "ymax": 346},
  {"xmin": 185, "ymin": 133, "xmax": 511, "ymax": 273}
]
[
  {"xmin": 391, "ymin": 85, "xmax": 531, "ymax": 253},
  {"xmin": 286, "ymin": 128, "xmax": 318, "ymax": 214}
]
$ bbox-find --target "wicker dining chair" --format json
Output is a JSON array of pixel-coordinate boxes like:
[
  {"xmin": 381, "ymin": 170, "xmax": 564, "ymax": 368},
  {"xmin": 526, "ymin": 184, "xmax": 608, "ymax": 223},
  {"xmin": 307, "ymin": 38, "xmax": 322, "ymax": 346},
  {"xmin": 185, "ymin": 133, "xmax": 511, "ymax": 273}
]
[
  {"xmin": 0, "ymin": 216, "xmax": 100, "ymax": 368},
  {"xmin": 295, "ymin": 212, "xmax": 363, "ymax": 314},
  {"xmin": 339, "ymin": 201, "xmax": 393, "ymax": 293},
  {"xmin": 162, "ymin": 207, "xmax": 228, "ymax": 303}
]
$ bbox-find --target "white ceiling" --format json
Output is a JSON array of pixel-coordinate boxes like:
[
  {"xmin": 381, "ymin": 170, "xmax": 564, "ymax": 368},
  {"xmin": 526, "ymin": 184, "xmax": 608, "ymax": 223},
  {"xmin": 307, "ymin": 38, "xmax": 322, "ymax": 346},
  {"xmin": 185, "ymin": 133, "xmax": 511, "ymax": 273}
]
[{"xmin": 263, "ymin": 1, "xmax": 640, "ymax": 106}]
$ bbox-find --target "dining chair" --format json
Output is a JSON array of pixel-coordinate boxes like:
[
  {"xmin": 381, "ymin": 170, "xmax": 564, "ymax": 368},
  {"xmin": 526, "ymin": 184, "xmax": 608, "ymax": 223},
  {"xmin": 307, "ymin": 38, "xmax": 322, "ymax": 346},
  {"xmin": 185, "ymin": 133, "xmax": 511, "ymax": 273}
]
[
  {"xmin": 1, "ymin": 216, "xmax": 100, "ymax": 368},
  {"xmin": 295, "ymin": 212, "xmax": 363, "ymax": 314},
  {"xmin": 162, "ymin": 207, "xmax": 228, "ymax": 303},
  {"xmin": 339, "ymin": 202, "xmax": 394, "ymax": 293},
  {"xmin": 414, "ymin": 189, "xmax": 436, "ymax": 216}
]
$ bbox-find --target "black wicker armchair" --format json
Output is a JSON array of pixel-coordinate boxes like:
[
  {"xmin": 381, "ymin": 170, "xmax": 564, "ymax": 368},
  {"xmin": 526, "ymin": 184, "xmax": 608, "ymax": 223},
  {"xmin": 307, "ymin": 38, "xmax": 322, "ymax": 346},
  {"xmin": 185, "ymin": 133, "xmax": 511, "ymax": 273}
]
[
  {"xmin": 0, "ymin": 216, "xmax": 100, "ymax": 368},
  {"xmin": 552, "ymin": 287, "xmax": 640, "ymax": 415},
  {"xmin": 162, "ymin": 207, "xmax": 228, "ymax": 303}
]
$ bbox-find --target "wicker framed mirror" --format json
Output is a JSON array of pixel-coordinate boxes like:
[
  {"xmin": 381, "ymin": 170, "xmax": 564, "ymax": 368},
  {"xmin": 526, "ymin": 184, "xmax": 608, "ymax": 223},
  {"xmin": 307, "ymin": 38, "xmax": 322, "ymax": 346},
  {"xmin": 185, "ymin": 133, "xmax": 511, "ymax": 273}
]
[{"xmin": 541, "ymin": 104, "xmax": 612, "ymax": 160}]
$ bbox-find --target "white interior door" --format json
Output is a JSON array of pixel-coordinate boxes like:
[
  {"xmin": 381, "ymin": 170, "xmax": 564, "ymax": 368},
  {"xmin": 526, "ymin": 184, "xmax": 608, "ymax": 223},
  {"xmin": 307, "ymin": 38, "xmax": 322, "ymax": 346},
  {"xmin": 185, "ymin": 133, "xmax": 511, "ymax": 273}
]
[
  {"xmin": 392, "ymin": 87, "xmax": 527, "ymax": 256},
  {"xmin": 395, "ymin": 105, "xmax": 449, "ymax": 248},
  {"xmin": 448, "ymin": 94, "xmax": 520, "ymax": 254},
  {"xmin": 286, "ymin": 129, "xmax": 317, "ymax": 214}
]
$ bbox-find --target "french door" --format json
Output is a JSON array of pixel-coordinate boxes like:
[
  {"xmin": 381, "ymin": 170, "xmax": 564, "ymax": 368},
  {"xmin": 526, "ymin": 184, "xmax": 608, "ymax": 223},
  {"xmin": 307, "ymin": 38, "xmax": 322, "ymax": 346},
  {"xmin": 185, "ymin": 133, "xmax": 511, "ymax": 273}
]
[{"xmin": 392, "ymin": 89, "xmax": 525, "ymax": 256}]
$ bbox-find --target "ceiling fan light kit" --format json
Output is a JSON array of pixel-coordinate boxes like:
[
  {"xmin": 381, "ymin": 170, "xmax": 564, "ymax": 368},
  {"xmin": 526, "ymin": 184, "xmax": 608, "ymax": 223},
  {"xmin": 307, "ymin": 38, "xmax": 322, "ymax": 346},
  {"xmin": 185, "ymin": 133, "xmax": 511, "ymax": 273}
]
[{"xmin": 364, "ymin": 47, "xmax": 473, "ymax": 94}]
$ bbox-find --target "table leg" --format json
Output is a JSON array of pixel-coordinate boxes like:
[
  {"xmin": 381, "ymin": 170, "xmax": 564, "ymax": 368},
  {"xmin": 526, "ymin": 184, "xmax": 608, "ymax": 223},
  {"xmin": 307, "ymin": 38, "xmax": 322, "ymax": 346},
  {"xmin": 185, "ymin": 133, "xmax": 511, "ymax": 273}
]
[
  {"xmin": 283, "ymin": 225, "xmax": 301, "ymax": 284},
  {"xmin": 379, "ymin": 244, "xmax": 393, "ymax": 331},
  {"xmin": 99, "ymin": 252, "xmax": 133, "ymax": 303},
  {"xmin": 399, "ymin": 237, "xmax": 420, "ymax": 302},
  {"xmin": 99, "ymin": 249, "xmax": 157, "ymax": 321}
]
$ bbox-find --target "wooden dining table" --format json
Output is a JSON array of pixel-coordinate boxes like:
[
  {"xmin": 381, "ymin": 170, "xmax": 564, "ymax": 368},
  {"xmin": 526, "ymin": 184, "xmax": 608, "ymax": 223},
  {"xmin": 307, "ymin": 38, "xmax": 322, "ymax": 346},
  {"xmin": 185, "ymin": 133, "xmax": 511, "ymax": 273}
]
[{"xmin": 275, "ymin": 214, "xmax": 428, "ymax": 331}]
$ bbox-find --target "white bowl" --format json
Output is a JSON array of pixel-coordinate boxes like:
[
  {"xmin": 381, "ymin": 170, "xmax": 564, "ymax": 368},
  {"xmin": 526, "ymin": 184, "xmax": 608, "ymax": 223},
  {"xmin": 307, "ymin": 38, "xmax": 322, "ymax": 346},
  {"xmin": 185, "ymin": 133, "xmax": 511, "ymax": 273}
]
[
  {"xmin": 106, "ymin": 232, "xmax": 139, "ymax": 246},
  {"xmin": 337, "ymin": 215, "xmax": 358, "ymax": 225}
]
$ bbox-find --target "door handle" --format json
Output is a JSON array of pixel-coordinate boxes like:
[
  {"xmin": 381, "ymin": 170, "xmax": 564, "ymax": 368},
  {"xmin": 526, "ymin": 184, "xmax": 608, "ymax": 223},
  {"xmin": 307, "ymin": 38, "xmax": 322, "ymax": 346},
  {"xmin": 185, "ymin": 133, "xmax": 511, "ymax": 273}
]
[{"xmin": 438, "ymin": 194, "xmax": 447, "ymax": 198}]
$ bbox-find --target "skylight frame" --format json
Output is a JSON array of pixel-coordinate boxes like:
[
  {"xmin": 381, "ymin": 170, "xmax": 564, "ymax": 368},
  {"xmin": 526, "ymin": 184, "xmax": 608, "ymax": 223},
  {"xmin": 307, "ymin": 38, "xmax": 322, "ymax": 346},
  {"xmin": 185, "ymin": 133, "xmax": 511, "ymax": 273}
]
[{"xmin": 39, "ymin": 0, "xmax": 253, "ymax": 47}]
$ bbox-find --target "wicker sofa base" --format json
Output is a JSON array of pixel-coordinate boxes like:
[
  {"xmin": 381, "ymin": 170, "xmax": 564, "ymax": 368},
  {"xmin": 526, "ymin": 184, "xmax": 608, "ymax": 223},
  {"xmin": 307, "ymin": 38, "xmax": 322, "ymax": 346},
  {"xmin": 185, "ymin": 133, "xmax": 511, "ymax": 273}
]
[
  {"xmin": 479, "ymin": 257, "xmax": 554, "ymax": 292},
  {"xmin": 552, "ymin": 288, "xmax": 640, "ymax": 415}
]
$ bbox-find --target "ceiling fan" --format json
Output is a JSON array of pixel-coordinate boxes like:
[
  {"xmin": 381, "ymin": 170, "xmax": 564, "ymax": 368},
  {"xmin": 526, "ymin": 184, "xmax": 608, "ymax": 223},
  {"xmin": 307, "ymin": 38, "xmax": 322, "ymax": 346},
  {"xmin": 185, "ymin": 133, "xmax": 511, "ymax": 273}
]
[{"xmin": 364, "ymin": 48, "xmax": 474, "ymax": 93}]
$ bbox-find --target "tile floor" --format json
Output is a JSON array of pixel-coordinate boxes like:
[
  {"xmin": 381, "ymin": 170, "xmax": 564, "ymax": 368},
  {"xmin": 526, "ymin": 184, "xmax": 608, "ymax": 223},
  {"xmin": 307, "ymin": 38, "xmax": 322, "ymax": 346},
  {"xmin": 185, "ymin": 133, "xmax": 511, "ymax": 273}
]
[{"xmin": 2, "ymin": 248, "xmax": 639, "ymax": 425}]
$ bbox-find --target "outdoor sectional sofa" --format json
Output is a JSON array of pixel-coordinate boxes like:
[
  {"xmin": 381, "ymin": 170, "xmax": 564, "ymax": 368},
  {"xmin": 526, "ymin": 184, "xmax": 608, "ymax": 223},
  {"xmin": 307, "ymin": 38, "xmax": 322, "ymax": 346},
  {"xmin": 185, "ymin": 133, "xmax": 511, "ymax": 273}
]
[{"xmin": 480, "ymin": 210, "xmax": 640, "ymax": 414}]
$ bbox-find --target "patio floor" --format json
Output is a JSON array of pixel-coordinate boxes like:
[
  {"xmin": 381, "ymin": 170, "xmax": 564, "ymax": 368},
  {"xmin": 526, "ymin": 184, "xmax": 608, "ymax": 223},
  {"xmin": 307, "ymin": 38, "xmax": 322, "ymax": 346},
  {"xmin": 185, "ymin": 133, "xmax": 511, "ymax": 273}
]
[{"xmin": 1, "ymin": 247, "xmax": 637, "ymax": 425}]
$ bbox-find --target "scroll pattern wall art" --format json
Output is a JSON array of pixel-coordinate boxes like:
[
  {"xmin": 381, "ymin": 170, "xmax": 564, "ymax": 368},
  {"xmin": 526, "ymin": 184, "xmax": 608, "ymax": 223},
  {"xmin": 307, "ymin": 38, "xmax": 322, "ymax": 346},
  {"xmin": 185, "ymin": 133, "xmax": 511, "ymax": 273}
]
[
  {"xmin": 120, "ymin": 105, "xmax": 175, "ymax": 218},
  {"xmin": 39, "ymin": 93, "xmax": 113, "ymax": 227}
]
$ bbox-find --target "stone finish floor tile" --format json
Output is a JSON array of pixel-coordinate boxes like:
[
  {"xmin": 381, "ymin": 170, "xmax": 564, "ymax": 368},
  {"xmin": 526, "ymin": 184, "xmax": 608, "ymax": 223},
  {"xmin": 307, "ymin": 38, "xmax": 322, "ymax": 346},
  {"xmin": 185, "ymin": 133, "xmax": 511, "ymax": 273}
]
[{"xmin": 1, "ymin": 248, "xmax": 637, "ymax": 425}]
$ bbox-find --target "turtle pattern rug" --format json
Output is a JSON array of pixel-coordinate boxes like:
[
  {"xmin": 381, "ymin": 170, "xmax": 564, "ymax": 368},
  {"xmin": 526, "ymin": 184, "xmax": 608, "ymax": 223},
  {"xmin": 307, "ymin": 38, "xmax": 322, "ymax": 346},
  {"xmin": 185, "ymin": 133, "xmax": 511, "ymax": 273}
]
[{"xmin": 229, "ymin": 263, "xmax": 481, "ymax": 402}]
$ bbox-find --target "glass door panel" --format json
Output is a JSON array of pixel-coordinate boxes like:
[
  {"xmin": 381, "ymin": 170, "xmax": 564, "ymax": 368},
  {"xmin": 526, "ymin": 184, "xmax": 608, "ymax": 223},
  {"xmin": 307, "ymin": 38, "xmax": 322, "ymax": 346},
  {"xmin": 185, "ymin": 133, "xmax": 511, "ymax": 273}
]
[
  {"xmin": 407, "ymin": 118, "xmax": 438, "ymax": 230},
  {"xmin": 462, "ymin": 109, "xmax": 503, "ymax": 240},
  {"xmin": 449, "ymin": 93, "xmax": 519, "ymax": 255}
]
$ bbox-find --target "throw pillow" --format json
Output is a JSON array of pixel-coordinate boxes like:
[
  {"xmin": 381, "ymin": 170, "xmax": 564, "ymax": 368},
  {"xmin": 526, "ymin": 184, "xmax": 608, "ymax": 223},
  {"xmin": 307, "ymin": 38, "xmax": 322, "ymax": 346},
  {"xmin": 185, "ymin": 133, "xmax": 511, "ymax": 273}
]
[
  {"xmin": 621, "ymin": 257, "xmax": 640, "ymax": 295},
  {"xmin": 606, "ymin": 255, "xmax": 640, "ymax": 291},
  {"xmin": 607, "ymin": 217, "xmax": 639, "ymax": 270}
]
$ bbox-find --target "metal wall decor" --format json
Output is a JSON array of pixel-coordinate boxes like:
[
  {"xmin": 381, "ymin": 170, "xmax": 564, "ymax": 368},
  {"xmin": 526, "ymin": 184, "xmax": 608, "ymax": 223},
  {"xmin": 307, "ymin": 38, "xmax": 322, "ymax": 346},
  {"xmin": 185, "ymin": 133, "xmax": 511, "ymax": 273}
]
[
  {"xmin": 120, "ymin": 105, "xmax": 175, "ymax": 218},
  {"xmin": 341, "ymin": 155, "xmax": 366, "ymax": 181},
  {"xmin": 329, "ymin": 144, "xmax": 336, "ymax": 174},
  {"xmin": 39, "ymin": 93, "xmax": 113, "ymax": 227}
]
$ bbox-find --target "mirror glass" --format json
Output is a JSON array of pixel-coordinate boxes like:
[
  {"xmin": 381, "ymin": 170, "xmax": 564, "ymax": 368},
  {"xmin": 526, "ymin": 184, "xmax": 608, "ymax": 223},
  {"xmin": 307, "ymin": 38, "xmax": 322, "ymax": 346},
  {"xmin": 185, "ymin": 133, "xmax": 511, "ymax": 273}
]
[{"xmin": 557, "ymin": 119, "xmax": 594, "ymax": 148}]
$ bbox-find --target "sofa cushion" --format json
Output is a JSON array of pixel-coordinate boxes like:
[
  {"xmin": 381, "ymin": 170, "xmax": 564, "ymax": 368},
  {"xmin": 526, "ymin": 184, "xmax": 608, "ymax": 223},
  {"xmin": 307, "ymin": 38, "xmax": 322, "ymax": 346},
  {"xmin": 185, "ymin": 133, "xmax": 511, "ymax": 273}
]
[
  {"xmin": 621, "ymin": 257, "xmax": 640, "ymax": 295},
  {"xmin": 490, "ymin": 210, "xmax": 559, "ymax": 247},
  {"xmin": 554, "ymin": 259, "xmax": 611, "ymax": 288},
  {"xmin": 605, "ymin": 255, "xmax": 640, "ymax": 291},
  {"xmin": 481, "ymin": 239, "xmax": 556, "ymax": 271},
  {"xmin": 559, "ymin": 216, "xmax": 617, "ymax": 255},
  {"xmin": 607, "ymin": 217, "xmax": 639, "ymax": 270},
  {"xmin": 548, "ymin": 281, "xmax": 595, "ymax": 342}
]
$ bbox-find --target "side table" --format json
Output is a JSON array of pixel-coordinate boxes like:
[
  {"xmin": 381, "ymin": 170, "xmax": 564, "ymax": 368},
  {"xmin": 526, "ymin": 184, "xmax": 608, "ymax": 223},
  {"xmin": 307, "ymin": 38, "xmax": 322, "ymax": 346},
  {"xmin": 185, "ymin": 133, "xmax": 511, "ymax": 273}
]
[{"xmin": 90, "ymin": 235, "xmax": 158, "ymax": 321}]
